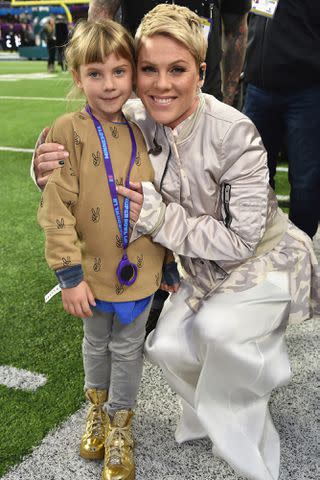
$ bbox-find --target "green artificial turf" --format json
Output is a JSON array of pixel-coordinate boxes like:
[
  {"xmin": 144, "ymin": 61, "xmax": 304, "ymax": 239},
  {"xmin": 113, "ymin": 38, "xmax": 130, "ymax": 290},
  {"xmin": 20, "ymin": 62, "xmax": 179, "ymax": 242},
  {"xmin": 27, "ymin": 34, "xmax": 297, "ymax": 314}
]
[
  {"xmin": 0, "ymin": 152, "xmax": 85, "ymax": 476},
  {"xmin": 0, "ymin": 60, "xmax": 50, "ymax": 74},
  {"xmin": 275, "ymin": 169, "xmax": 290, "ymax": 195},
  {"xmin": 0, "ymin": 61, "xmax": 83, "ymax": 149},
  {"xmin": 0, "ymin": 60, "xmax": 291, "ymax": 477},
  {"xmin": 0, "ymin": 63, "xmax": 85, "ymax": 477}
]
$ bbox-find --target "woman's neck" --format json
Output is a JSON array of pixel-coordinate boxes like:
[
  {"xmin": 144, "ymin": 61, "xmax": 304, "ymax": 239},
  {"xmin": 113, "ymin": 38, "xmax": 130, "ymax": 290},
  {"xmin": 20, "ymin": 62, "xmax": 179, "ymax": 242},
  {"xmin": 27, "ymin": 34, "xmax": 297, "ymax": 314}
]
[
  {"xmin": 166, "ymin": 95, "xmax": 200, "ymax": 130},
  {"xmin": 168, "ymin": 93, "xmax": 205, "ymax": 144}
]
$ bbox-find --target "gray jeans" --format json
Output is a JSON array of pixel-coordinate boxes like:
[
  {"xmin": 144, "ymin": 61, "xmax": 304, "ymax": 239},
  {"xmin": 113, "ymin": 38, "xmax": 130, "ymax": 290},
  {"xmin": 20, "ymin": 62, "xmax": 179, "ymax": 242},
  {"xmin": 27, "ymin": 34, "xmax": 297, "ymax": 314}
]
[{"xmin": 82, "ymin": 299, "xmax": 152, "ymax": 415}]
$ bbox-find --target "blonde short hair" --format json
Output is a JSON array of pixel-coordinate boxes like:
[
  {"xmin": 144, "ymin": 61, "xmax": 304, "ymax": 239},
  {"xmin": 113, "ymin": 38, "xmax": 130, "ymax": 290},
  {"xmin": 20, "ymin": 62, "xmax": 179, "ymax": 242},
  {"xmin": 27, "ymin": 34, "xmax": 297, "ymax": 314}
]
[
  {"xmin": 65, "ymin": 20, "xmax": 135, "ymax": 96},
  {"xmin": 135, "ymin": 4, "xmax": 207, "ymax": 66}
]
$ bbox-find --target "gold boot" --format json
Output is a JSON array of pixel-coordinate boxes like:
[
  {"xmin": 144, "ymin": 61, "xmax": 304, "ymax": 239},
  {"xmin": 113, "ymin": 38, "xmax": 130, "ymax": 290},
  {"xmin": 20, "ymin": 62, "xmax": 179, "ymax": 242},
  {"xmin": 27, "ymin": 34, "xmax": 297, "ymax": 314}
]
[
  {"xmin": 101, "ymin": 410, "xmax": 135, "ymax": 480},
  {"xmin": 80, "ymin": 388, "xmax": 108, "ymax": 460}
]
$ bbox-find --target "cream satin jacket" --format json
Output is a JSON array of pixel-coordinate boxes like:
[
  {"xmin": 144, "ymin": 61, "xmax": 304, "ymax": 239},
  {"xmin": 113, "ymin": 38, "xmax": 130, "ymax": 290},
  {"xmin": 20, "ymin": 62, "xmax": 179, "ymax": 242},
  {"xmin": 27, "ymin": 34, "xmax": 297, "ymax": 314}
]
[{"xmin": 124, "ymin": 94, "xmax": 320, "ymax": 322}]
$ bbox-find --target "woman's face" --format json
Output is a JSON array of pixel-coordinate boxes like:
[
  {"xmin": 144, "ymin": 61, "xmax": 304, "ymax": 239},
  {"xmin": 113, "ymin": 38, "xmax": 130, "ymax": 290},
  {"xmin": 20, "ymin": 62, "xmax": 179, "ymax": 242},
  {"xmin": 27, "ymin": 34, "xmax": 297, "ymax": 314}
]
[{"xmin": 136, "ymin": 34, "xmax": 203, "ymax": 129}]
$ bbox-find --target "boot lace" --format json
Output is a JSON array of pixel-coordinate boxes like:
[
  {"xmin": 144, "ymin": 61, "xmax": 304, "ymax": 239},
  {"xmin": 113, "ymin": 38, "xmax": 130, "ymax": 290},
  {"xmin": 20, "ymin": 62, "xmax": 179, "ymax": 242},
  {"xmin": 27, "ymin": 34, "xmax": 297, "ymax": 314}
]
[
  {"xmin": 106, "ymin": 426, "xmax": 133, "ymax": 465},
  {"xmin": 86, "ymin": 404, "xmax": 105, "ymax": 437}
]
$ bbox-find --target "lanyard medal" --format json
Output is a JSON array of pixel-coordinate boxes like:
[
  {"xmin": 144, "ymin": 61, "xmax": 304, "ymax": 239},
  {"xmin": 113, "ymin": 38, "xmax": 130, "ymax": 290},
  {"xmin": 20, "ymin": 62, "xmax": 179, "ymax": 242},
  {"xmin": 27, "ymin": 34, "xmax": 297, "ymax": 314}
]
[{"xmin": 86, "ymin": 105, "xmax": 138, "ymax": 286}]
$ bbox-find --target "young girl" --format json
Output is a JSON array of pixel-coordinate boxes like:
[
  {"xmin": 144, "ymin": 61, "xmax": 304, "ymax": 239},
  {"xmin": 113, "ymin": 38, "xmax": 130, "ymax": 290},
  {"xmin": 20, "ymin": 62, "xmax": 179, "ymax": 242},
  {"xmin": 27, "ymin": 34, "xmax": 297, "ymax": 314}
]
[{"xmin": 38, "ymin": 20, "xmax": 178, "ymax": 480}]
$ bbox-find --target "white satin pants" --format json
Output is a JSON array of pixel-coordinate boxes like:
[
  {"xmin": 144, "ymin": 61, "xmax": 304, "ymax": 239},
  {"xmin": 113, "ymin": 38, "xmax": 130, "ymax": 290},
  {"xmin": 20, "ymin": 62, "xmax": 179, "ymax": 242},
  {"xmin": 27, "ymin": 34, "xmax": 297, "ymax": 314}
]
[{"xmin": 145, "ymin": 272, "xmax": 292, "ymax": 480}]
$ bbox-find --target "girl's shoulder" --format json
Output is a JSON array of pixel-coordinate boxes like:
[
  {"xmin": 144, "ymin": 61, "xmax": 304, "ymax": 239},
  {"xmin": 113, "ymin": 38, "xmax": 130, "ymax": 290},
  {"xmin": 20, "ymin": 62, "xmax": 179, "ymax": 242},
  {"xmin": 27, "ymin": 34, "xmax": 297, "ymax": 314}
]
[
  {"xmin": 50, "ymin": 110, "xmax": 88, "ymax": 131},
  {"xmin": 48, "ymin": 110, "xmax": 90, "ymax": 144}
]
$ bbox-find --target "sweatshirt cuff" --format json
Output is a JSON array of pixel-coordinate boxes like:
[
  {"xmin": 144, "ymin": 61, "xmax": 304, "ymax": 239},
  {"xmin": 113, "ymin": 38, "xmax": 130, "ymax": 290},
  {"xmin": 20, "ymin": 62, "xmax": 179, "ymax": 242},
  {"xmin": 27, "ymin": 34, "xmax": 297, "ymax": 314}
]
[
  {"xmin": 162, "ymin": 261, "xmax": 180, "ymax": 286},
  {"xmin": 55, "ymin": 264, "xmax": 84, "ymax": 289}
]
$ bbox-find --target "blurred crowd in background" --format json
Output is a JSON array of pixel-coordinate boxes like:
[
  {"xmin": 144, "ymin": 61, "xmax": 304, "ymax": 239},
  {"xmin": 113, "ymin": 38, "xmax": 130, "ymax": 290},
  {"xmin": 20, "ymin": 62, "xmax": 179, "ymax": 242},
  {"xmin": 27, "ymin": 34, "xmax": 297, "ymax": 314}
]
[{"xmin": 0, "ymin": 3, "xmax": 88, "ymax": 52}]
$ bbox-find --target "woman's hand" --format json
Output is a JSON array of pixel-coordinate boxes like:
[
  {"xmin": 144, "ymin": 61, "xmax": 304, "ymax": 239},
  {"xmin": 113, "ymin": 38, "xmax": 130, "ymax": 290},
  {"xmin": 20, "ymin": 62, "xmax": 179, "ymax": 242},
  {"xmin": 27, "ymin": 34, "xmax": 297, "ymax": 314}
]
[
  {"xmin": 116, "ymin": 181, "xmax": 144, "ymax": 223},
  {"xmin": 161, "ymin": 261, "xmax": 180, "ymax": 293},
  {"xmin": 61, "ymin": 281, "xmax": 96, "ymax": 319},
  {"xmin": 34, "ymin": 127, "xmax": 69, "ymax": 189}
]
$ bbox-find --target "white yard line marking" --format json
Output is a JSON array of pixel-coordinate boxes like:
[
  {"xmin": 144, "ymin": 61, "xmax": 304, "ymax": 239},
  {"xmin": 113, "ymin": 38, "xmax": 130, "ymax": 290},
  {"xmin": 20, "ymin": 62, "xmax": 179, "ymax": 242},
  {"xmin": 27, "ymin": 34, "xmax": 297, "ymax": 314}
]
[
  {"xmin": 0, "ymin": 73, "xmax": 69, "ymax": 81},
  {"xmin": 276, "ymin": 194, "xmax": 289, "ymax": 201},
  {"xmin": 0, "ymin": 365, "xmax": 47, "ymax": 391},
  {"xmin": 0, "ymin": 95, "xmax": 69, "ymax": 101},
  {"xmin": 0, "ymin": 146, "xmax": 34, "ymax": 153},
  {"xmin": 276, "ymin": 166, "xmax": 288, "ymax": 172}
]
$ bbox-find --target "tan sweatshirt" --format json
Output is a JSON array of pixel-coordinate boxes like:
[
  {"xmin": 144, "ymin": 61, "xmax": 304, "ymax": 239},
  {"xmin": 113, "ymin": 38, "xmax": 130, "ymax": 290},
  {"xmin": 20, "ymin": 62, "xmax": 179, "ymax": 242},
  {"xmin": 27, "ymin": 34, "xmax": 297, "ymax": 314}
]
[{"xmin": 38, "ymin": 109, "xmax": 166, "ymax": 301}]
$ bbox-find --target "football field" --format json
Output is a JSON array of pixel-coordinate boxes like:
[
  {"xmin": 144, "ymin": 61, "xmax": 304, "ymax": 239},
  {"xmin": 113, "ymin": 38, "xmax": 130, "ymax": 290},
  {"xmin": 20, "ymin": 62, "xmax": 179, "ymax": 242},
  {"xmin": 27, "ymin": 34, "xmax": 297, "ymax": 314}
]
[
  {"xmin": 0, "ymin": 60, "xmax": 85, "ymax": 477},
  {"xmin": 0, "ymin": 60, "xmax": 317, "ymax": 480}
]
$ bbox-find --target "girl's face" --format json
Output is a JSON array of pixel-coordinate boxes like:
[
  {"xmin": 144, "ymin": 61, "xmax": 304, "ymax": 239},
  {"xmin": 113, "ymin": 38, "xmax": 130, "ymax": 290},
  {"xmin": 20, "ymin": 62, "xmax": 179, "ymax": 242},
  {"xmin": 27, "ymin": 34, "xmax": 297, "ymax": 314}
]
[
  {"xmin": 74, "ymin": 53, "xmax": 133, "ymax": 123},
  {"xmin": 136, "ymin": 34, "xmax": 204, "ymax": 129}
]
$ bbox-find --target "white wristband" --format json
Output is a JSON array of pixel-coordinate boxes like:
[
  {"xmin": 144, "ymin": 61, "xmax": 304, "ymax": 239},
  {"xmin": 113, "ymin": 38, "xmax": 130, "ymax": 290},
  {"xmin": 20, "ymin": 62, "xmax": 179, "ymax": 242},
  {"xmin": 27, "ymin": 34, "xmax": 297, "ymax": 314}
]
[{"xmin": 45, "ymin": 284, "xmax": 61, "ymax": 303}]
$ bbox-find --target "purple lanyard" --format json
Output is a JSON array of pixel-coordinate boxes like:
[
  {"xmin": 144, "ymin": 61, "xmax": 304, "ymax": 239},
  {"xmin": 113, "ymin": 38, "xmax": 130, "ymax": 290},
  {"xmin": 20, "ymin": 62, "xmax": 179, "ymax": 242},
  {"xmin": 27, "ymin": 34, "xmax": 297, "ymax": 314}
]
[
  {"xmin": 86, "ymin": 105, "xmax": 138, "ymax": 286},
  {"xmin": 85, "ymin": 104, "xmax": 137, "ymax": 251}
]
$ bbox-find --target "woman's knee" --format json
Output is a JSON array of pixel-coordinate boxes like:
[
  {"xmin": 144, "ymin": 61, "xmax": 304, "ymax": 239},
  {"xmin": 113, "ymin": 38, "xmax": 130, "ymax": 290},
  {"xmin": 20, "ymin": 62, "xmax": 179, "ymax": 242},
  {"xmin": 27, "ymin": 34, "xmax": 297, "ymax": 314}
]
[
  {"xmin": 145, "ymin": 328, "xmax": 183, "ymax": 367},
  {"xmin": 144, "ymin": 332, "xmax": 164, "ymax": 365},
  {"xmin": 194, "ymin": 303, "xmax": 237, "ymax": 344}
]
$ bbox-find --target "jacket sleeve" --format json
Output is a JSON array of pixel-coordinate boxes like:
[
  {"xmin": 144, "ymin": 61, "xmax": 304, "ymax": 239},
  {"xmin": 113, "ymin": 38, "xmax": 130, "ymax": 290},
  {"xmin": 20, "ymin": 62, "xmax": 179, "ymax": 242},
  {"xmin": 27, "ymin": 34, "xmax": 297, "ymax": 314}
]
[
  {"xmin": 131, "ymin": 117, "xmax": 270, "ymax": 267},
  {"xmin": 37, "ymin": 117, "xmax": 81, "ymax": 271}
]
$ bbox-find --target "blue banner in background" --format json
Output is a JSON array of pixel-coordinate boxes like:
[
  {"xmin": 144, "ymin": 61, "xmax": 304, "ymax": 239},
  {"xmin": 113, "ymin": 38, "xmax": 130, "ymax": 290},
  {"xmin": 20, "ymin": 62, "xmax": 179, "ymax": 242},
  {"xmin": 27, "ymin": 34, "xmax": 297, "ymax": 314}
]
[{"xmin": 0, "ymin": 7, "xmax": 65, "ymax": 16}]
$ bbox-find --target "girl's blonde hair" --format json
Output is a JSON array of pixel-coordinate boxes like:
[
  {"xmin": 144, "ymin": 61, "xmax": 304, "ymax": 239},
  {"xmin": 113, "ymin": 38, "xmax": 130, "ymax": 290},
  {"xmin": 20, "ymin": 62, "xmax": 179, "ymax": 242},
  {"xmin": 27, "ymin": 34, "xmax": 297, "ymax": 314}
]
[
  {"xmin": 135, "ymin": 4, "xmax": 207, "ymax": 67},
  {"xmin": 65, "ymin": 19, "xmax": 135, "ymax": 97}
]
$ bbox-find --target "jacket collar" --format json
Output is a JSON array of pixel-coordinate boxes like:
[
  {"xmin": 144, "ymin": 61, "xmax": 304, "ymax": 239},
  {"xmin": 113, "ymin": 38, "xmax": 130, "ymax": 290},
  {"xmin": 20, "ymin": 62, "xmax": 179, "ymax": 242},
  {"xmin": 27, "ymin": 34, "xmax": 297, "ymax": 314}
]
[{"xmin": 163, "ymin": 93, "xmax": 205, "ymax": 145}]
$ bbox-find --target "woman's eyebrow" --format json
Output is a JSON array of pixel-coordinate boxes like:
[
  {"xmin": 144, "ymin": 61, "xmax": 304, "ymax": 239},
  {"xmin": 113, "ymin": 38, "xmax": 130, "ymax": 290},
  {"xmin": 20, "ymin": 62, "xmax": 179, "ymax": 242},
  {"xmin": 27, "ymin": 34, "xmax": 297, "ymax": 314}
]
[{"xmin": 139, "ymin": 59, "xmax": 189, "ymax": 66}]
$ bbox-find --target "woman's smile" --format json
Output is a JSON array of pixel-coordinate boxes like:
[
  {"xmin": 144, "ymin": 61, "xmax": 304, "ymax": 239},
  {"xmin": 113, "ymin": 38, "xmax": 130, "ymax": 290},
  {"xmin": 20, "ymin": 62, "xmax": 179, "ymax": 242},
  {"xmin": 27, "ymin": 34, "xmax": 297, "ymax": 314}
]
[{"xmin": 151, "ymin": 96, "xmax": 176, "ymax": 105}]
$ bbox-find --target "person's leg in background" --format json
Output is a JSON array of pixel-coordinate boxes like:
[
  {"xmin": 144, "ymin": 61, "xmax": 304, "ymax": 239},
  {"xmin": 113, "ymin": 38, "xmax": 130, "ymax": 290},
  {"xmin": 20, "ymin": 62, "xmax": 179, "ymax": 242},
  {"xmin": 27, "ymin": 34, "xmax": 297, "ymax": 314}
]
[
  {"xmin": 285, "ymin": 86, "xmax": 320, "ymax": 238},
  {"xmin": 57, "ymin": 46, "xmax": 65, "ymax": 71},
  {"xmin": 47, "ymin": 40, "xmax": 56, "ymax": 73},
  {"xmin": 243, "ymin": 83, "xmax": 285, "ymax": 189}
]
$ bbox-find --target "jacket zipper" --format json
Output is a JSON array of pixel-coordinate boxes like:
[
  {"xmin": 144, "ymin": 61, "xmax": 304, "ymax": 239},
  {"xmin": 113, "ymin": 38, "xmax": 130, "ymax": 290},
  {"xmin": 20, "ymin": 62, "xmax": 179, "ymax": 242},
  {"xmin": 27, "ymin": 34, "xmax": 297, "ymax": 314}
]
[
  {"xmin": 223, "ymin": 183, "xmax": 232, "ymax": 228},
  {"xmin": 160, "ymin": 126, "xmax": 172, "ymax": 190},
  {"xmin": 159, "ymin": 145, "xmax": 171, "ymax": 191}
]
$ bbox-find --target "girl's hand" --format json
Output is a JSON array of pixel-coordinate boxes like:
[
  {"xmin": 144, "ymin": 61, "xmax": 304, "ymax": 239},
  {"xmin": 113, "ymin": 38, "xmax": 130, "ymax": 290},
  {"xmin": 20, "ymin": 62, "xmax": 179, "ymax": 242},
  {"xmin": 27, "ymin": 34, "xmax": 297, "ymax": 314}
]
[
  {"xmin": 61, "ymin": 281, "xmax": 96, "ymax": 318},
  {"xmin": 34, "ymin": 128, "xmax": 69, "ymax": 189},
  {"xmin": 116, "ymin": 181, "xmax": 143, "ymax": 223},
  {"xmin": 160, "ymin": 282, "xmax": 180, "ymax": 293}
]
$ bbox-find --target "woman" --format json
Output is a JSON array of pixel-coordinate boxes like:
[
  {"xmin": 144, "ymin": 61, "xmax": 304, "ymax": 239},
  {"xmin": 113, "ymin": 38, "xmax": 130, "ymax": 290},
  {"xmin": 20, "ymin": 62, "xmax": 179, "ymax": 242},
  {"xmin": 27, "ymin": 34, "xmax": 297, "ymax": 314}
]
[{"xmin": 33, "ymin": 5, "xmax": 320, "ymax": 480}]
